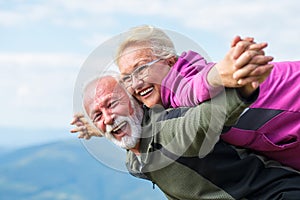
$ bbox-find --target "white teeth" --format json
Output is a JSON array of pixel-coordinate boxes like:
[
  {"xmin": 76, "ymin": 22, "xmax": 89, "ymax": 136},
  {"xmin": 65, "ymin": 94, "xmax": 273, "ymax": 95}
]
[
  {"xmin": 139, "ymin": 87, "xmax": 153, "ymax": 96},
  {"xmin": 112, "ymin": 121, "xmax": 127, "ymax": 133}
]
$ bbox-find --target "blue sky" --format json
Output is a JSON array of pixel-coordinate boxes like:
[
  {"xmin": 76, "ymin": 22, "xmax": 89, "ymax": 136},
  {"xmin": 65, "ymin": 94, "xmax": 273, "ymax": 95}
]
[{"xmin": 1, "ymin": 0, "xmax": 300, "ymax": 149}]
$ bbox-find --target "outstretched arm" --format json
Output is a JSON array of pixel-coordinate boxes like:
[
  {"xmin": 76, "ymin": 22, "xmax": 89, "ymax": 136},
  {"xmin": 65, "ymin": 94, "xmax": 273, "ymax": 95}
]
[{"xmin": 161, "ymin": 36, "xmax": 273, "ymax": 108}]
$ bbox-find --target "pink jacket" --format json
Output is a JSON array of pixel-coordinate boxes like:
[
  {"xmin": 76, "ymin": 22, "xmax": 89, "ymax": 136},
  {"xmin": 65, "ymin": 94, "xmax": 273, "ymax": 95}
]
[{"xmin": 161, "ymin": 50, "xmax": 300, "ymax": 171}]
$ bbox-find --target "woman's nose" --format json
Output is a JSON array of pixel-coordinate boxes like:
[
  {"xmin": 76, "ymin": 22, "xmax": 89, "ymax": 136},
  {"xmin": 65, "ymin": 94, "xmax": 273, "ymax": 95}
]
[{"xmin": 131, "ymin": 75, "xmax": 144, "ymax": 90}]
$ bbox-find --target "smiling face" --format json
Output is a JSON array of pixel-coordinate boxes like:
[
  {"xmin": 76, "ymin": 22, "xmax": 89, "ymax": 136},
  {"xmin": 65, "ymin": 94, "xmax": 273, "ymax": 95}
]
[
  {"xmin": 118, "ymin": 45, "xmax": 171, "ymax": 108},
  {"xmin": 83, "ymin": 76, "xmax": 143, "ymax": 149}
]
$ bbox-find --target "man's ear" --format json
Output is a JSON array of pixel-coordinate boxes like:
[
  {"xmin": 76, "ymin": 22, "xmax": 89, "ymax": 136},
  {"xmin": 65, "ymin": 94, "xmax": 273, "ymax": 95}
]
[{"xmin": 165, "ymin": 56, "xmax": 177, "ymax": 67}]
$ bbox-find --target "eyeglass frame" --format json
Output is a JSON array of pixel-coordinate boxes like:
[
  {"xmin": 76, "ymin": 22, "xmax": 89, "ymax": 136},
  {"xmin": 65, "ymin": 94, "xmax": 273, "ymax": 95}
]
[{"xmin": 120, "ymin": 58, "xmax": 162, "ymax": 88}]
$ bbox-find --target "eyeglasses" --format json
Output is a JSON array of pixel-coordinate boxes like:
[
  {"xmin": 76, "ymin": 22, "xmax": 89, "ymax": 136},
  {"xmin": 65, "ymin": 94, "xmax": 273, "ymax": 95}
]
[{"xmin": 120, "ymin": 59, "xmax": 161, "ymax": 88}]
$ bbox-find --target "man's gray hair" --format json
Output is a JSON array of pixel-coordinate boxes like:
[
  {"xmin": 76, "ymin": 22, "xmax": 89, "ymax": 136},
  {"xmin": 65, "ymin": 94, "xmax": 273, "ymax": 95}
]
[
  {"xmin": 82, "ymin": 71, "xmax": 120, "ymax": 104},
  {"xmin": 115, "ymin": 25, "xmax": 177, "ymax": 65}
]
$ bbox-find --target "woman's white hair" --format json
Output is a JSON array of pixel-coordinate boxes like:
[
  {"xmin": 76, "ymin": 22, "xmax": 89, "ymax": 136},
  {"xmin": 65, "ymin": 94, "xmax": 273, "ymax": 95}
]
[{"xmin": 115, "ymin": 25, "xmax": 177, "ymax": 65}]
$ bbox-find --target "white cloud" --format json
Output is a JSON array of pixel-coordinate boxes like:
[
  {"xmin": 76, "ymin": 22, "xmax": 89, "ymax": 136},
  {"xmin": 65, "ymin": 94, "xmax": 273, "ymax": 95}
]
[
  {"xmin": 82, "ymin": 33, "xmax": 114, "ymax": 48},
  {"xmin": 0, "ymin": 53, "xmax": 84, "ymax": 68},
  {"xmin": 0, "ymin": 2, "xmax": 52, "ymax": 27},
  {"xmin": 0, "ymin": 53, "xmax": 85, "ymax": 128}
]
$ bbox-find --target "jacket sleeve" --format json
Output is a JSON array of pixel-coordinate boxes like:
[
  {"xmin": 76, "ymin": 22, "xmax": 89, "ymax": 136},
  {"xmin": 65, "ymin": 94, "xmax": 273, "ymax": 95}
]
[
  {"xmin": 161, "ymin": 51, "xmax": 223, "ymax": 108},
  {"xmin": 156, "ymin": 88, "xmax": 258, "ymax": 157}
]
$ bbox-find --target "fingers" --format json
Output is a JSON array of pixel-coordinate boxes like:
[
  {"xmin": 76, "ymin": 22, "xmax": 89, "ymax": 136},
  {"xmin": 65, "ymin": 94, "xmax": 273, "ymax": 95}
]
[
  {"xmin": 251, "ymin": 81, "xmax": 259, "ymax": 89},
  {"xmin": 235, "ymin": 64, "xmax": 274, "ymax": 85},
  {"xmin": 71, "ymin": 125, "xmax": 94, "ymax": 140},
  {"xmin": 70, "ymin": 112, "xmax": 92, "ymax": 139},
  {"xmin": 234, "ymin": 63, "xmax": 273, "ymax": 80},
  {"xmin": 234, "ymin": 49, "xmax": 271, "ymax": 69},
  {"xmin": 70, "ymin": 125, "xmax": 86, "ymax": 133},
  {"xmin": 242, "ymin": 37, "xmax": 254, "ymax": 43},
  {"xmin": 70, "ymin": 113, "xmax": 91, "ymax": 127},
  {"xmin": 233, "ymin": 64, "xmax": 257, "ymax": 80},
  {"xmin": 248, "ymin": 42, "xmax": 268, "ymax": 51},
  {"xmin": 78, "ymin": 131, "xmax": 91, "ymax": 140},
  {"xmin": 231, "ymin": 36, "xmax": 255, "ymax": 48},
  {"xmin": 70, "ymin": 110, "xmax": 106, "ymax": 141},
  {"xmin": 70, "ymin": 117, "xmax": 78, "ymax": 125},
  {"xmin": 70, "ymin": 113, "xmax": 84, "ymax": 125},
  {"xmin": 248, "ymin": 55, "xmax": 274, "ymax": 65},
  {"xmin": 232, "ymin": 40, "xmax": 264, "ymax": 60},
  {"xmin": 232, "ymin": 40, "xmax": 253, "ymax": 59},
  {"xmin": 248, "ymin": 64, "xmax": 274, "ymax": 77},
  {"xmin": 237, "ymin": 76, "xmax": 261, "ymax": 85},
  {"xmin": 231, "ymin": 35, "xmax": 242, "ymax": 47},
  {"xmin": 234, "ymin": 50, "xmax": 258, "ymax": 69},
  {"xmin": 228, "ymin": 36, "xmax": 273, "ymax": 89},
  {"xmin": 231, "ymin": 38, "xmax": 267, "ymax": 61}
]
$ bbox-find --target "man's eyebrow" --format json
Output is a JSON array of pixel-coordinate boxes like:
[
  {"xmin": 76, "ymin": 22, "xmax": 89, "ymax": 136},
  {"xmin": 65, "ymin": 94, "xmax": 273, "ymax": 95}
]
[
  {"xmin": 94, "ymin": 93, "xmax": 122, "ymax": 108},
  {"xmin": 110, "ymin": 93, "xmax": 123, "ymax": 102},
  {"xmin": 94, "ymin": 93, "xmax": 112, "ymax": 105}
]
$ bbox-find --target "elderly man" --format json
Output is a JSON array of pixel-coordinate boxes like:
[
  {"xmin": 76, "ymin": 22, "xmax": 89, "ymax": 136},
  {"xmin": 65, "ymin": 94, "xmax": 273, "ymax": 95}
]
[{"xmin": 76, "ymin": 74, "xmax": 300, "ymax": 200}]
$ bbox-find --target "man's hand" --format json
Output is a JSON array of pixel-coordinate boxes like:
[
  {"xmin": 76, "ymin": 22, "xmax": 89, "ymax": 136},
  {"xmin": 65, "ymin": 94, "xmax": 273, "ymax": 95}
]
[{"xmin": 70, "ymin": 113, "xmax": 103, "ymax": 139}]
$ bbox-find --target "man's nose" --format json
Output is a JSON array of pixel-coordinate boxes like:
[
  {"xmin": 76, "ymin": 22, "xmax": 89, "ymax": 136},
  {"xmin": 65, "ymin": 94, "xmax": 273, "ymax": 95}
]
[{"xmin": 103, "ymin": 111, "xmax": 114, "ymax": 125}]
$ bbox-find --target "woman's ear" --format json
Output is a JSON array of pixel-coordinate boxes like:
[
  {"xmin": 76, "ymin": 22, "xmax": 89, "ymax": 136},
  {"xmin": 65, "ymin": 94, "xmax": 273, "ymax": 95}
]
[{"xmin": 165, "ymin": 56, "xmax": 177, "ymax": 67}]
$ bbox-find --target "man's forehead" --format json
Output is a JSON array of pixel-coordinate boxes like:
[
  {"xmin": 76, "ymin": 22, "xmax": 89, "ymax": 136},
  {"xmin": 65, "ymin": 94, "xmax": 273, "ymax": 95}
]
[{"xmin": 94, "ymin": 77, "xmax": 127, "ymax": 102}]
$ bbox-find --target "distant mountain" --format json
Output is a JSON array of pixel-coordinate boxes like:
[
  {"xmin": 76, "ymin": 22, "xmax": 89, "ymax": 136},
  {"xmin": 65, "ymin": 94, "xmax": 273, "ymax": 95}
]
[
  {"xmin": 0, "ymin": 139, "xmax": 165, "ymax": 200},
  {"xmin": 0, "ymin": 127, "xmax": 73, "ymax": 150}
]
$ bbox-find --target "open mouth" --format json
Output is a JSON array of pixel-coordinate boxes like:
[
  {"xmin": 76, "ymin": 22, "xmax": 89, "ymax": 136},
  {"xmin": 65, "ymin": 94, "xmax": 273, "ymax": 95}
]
[
  {"xmin": 139, "ymin": 87, "xmax": 153, "ymax": 96},
  {"xmin": 111, "ymin": 121, "xmax": 127, "ymax": 134}
]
